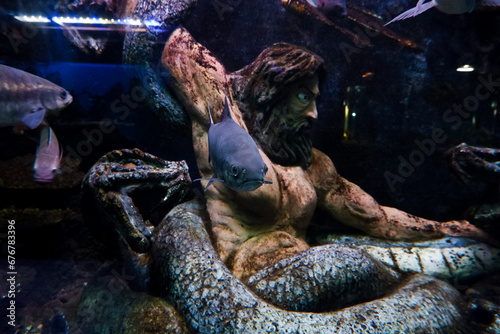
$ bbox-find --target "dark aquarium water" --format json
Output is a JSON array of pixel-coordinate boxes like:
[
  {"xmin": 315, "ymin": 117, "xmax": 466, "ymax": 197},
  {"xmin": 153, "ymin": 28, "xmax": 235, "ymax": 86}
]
[{"xmin": 0, "ymin": 0, "xmax": 499, "ymax": 333}]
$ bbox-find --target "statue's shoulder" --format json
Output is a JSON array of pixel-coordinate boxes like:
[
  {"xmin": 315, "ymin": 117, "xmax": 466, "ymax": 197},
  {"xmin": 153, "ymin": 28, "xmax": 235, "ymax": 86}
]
[
  {"xmin": 307, "ymin": 148, "xmax": 338, "ymax": 190},
  {"xmin": 310, "ymin": 149, "xmax": 336, "ymax": 173}
]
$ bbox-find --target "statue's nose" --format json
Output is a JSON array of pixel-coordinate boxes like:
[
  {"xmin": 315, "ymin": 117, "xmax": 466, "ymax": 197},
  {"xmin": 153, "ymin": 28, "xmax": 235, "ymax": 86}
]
[{"xmin": 305, "ymin": 102, "xmax": 318, "ymax": 120}]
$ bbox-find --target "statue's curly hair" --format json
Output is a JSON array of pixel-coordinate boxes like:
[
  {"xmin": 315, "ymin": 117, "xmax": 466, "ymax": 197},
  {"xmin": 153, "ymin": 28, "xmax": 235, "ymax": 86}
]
[
  {"xmin": 229, "ymin": 44, "xmax": 324, "ymax": 168},
  {"xmin": 230, "ymin": 43, "xmax": 324, "ymax": 116}
]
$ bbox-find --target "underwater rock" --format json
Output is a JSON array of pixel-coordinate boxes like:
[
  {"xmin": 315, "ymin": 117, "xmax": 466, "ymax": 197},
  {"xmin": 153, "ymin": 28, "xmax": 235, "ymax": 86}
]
[
  {"xmin": 121, "ymin": 0, "xmax": 196, "ymax": 134},
  {"xmin": 78, "ymin": 273, "xmax": 188, "ymax": 333},
  {"xmin": 445, "ymin": 142, "xmax": 500, "ymax": 191},
  {"xmin": 446, "ymin": 142, "xmax": 500, "ymax": 237},
  {"xmin": 464, "ymin": 273, "xmax": 500, "ymax": 331},
  {"xmin": 55, "ymin": 0, "xmax": 139, "ymax": 55},
  {"xmin": 466, "ymin": 202, "xmax": 500, "ymax": 231},
  {"xmin": 57, "ymin": 0, "xmax": 194, "ymax": 131}
]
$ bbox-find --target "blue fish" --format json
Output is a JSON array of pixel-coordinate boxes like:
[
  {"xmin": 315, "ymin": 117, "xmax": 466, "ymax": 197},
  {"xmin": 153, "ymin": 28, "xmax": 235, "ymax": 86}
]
[{"xmin": 195, "ymin": 98, "xmax": 272, "ymax": 192}]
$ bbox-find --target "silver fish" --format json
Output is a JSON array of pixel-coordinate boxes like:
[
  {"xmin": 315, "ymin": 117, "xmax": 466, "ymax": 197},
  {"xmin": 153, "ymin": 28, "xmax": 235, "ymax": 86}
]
[
  {"xmin": 33, "ymin": 125, "xmax": 62, "ymax": 182},
  {"xmin": 0, "ymin": 64, "xmax": 73, "ymax": 129},
  {"xmin": 386, "ymin": 0, "xmax": 500, "ymax": 25},
  {"xmin": 196, "ymin": 98, "xmax": 272, "ymax": 192}
]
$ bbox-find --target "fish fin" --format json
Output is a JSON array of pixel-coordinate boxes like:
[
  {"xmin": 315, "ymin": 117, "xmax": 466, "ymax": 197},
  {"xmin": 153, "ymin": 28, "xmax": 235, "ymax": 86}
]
[
  {"xmin": 479, "ymin": 0, "xmax": 500, "ymax": 6},
  {"xmin": 192, "ymin": 176, "xmax": 225, "ymax": 183},
  {"xmin": 58, "ymin": 143, "xmax": 64, "ymax": 164},
  {"xmin": 221, "ymin": 97, "xmax": 233, "ymax": 121},
  {"xmin": 193, "ymin": 176, "xmax": 224, "ymax": 191},
  {"xmin": 385, "ymin": 0, "xmax": 436, "ymax": 25},
  {"xmin": 263, "ymin": 179, "xmax": 273, "ymax": 184},
  {"xmin": 38, "ymin": 124, "xmax": 50, "ymax": 148},
  {"xmin": 306, "ymin": 0, "xmax": 318, "ymax": 7},
  {"xmin": 203, "ymin": 180, "xmax": 215, "ymax": 191},
  {"xmin": 207, "ymin": 101, "xmax": 214, "ymax": 125},
  {"xmin": 21, "ymin": 107, "xmax": 46, "ymax": 129}
]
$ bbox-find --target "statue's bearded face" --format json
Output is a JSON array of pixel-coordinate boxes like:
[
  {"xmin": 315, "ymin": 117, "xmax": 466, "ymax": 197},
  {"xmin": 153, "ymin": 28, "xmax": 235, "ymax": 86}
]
[{"xmin": 254, "ymin": 75, "xmax": 319, "ymax": 169}]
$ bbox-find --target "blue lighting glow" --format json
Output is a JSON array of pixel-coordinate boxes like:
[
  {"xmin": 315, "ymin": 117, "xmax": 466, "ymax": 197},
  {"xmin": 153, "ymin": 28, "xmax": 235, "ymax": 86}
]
[{"xmin": 14, "ymin": 15, "xmax": 161, "ymax": 27}]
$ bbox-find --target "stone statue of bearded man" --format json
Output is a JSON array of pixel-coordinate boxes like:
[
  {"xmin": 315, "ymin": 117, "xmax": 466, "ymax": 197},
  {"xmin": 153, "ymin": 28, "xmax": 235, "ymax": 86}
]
[
  {"xmin": 231, "ymin": 43, "xmax": 324, "ymax": 169},
  {"xmin": 163, "ymin": 28, "xmax": 496, "ymax": 282}
]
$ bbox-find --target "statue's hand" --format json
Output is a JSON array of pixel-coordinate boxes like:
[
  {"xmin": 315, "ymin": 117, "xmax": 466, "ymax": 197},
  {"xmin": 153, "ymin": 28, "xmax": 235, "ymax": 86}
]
[
  {"xmin": 82, "ymin": 148, "xmax": 192, "ymax": 253},
  {"xmin": 441, "ymin": 219, "xmax": 500, "ymax": 248}
]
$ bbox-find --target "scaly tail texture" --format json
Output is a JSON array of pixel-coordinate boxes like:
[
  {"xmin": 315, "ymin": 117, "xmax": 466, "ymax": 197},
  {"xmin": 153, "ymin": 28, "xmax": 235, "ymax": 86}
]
[
  {"xmin": 322, "ymin": 235, "xmax": 500, "ymax": 283},
  {"xmin": 153, "ymin": 200, "xmax": 471, "ymax": 333}
]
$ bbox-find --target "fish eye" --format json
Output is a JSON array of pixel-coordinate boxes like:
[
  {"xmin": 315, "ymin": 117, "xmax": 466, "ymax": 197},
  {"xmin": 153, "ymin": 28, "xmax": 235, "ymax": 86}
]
[
  {"xmin": 60, "ymin": 91, "xmax": 68, "ymax": 100},
  {"xmin": 231, "ymin": 165, "xmax": 239, "ymax": 177}
]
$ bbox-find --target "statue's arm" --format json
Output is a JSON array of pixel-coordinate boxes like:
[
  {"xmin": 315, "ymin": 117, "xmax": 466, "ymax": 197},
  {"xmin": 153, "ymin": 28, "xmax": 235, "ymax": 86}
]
[
  {"xmin": 310, "ymin": 149, "xmax": 496, "ymax": 245},
  {"xmin": 162, "ymin": 27, "xmax": 252, "ymax": 180},
  {"xmin": 162, "ymin": 27, "xmax": 229, "ymax": 126}
]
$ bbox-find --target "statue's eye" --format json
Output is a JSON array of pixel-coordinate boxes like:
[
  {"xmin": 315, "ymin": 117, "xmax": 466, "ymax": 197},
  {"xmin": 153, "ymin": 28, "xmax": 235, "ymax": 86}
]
[
  {"xmin": 231, "ymin": 165, "xmax": 239, "ymax": 177},
  {"xmin": 297, "ymin": 92, "xmax": 310, "ymax": 103}
]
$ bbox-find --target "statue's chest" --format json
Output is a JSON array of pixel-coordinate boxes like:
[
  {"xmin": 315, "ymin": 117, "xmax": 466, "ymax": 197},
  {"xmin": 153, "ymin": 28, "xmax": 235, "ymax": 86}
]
[{"xmin": 276, "ymin": 166, "xmax": 317, "ymax": 225}]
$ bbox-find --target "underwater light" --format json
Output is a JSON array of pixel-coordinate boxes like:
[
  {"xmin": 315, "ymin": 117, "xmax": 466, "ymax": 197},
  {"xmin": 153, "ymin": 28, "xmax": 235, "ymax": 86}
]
[
  {"xmin": 14, "ymin": 15, "xmax": 50, "ymax": 23},
  {"xmin": 456, "ymin": 64, "xmax": 474, "ymax": 72},
  {"xmin": 52, "ymin": 16, "xmax": 144, "ymax": 26},
  {"xmin": 144, "ymin": 19, "xmax": 161, "ymax": 26},
  {"xmin": 15, "ymin": 15, "xmax": 159, "ymax": 27}
]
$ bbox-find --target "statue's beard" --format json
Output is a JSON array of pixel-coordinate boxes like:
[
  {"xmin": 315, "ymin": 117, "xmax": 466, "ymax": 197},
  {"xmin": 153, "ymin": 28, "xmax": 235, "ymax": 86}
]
[{"xmin": 253, "ymin": 109, "xmax": 313, "ymax": 169}]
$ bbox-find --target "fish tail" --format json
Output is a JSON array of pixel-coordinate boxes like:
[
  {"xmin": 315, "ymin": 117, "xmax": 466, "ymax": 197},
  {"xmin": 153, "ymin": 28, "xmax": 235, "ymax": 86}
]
[{"xmin": 385, "ymin": 0, "xmax": 436, "ymax": 25}]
